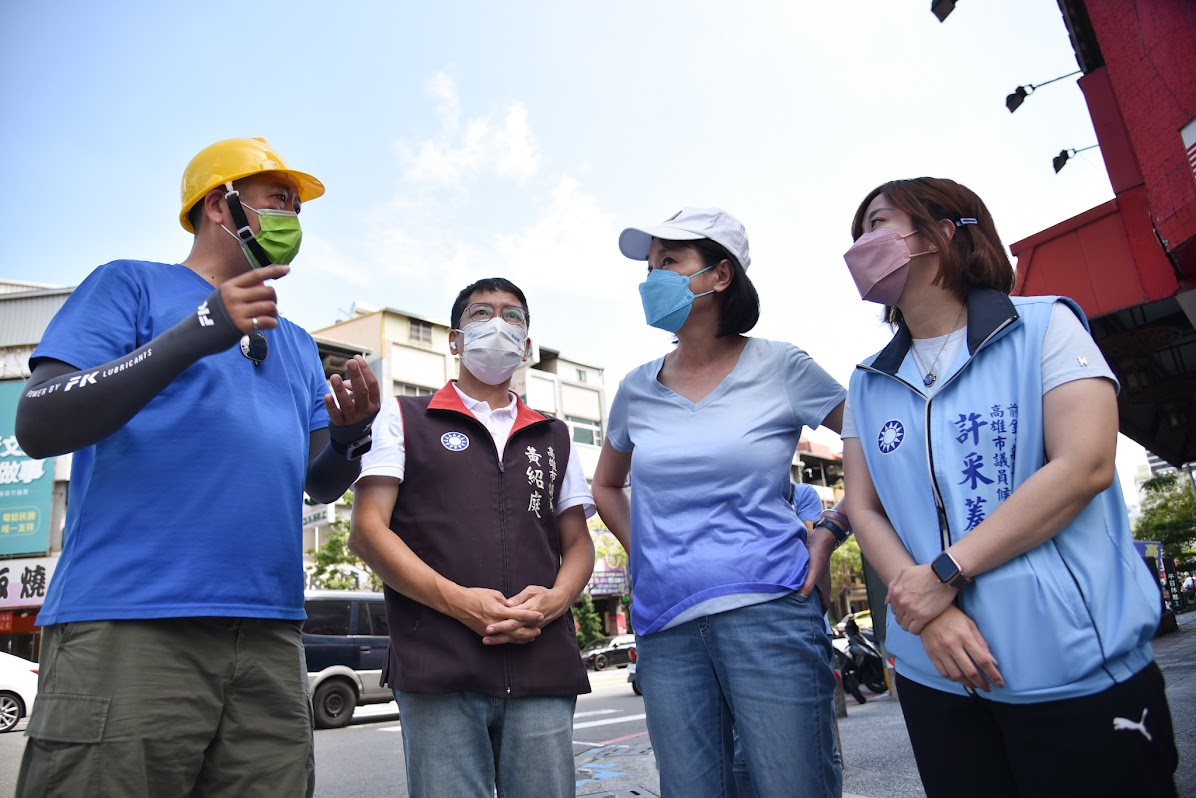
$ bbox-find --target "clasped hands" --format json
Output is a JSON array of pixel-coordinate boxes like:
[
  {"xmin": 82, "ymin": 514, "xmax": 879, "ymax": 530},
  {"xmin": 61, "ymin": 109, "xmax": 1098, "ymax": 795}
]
[
  {"xmin": 455, "ymin": 584, "xmax": 565, "ymax": 646},
  {"xmin": 887, "ymin": 564, "xmax": 1005, "ymax": 692}
]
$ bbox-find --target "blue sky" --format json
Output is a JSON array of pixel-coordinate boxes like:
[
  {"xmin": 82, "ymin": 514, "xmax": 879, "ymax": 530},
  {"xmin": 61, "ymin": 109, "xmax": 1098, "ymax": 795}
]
[{"xmin": 0, "ymin": 1, "xmax": 1147, "ymax": 495}]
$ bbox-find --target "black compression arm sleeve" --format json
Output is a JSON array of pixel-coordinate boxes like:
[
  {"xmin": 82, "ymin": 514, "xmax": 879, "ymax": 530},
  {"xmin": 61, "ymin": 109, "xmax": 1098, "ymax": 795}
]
[
  {"xmin": 16, "ymin": 289, "xmax": 245, "ymax": 458},
  {"xmin": 305, "ymin": 427, "xmax": 364, "ymax": 504}
]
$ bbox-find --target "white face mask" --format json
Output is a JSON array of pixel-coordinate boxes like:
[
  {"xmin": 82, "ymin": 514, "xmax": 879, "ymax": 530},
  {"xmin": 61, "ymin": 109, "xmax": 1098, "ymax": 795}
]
[{"xmin": 456, "ymin": 317, "xmax": 527, "ymax": 385}]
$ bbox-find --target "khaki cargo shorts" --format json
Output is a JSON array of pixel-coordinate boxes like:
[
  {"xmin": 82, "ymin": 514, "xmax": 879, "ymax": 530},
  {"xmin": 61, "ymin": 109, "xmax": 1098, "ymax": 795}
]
[{"xmin": 16, "ymin": 617, "xmax": 315, "ymax": 798}]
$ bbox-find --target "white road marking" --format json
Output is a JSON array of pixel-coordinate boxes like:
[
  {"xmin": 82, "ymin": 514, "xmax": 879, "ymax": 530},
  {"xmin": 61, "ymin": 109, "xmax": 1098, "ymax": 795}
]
[{"xmin": 573, "ymin": 713, "xmax": 647, "ymax": 730}]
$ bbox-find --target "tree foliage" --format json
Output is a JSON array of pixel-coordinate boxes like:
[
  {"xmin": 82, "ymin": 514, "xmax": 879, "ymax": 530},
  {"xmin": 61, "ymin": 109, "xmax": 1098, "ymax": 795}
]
[
  {"xmin": 591, "ymin": 526, "xmax": 628, "ymax": 569},
  {"xmin": 572, "ymin": 593, "xmax": 605, "ymax": 650},
  {"xmin": 306, "ymin": 492, "xmax": 382, "ymax": 592},
  {"xmin": 1133, "ymin": 472, "xmax": 1196, "ymax": 569},
  {"xmin": 829, "ymin": 537, "xmax": 863, "ymax": 621}
]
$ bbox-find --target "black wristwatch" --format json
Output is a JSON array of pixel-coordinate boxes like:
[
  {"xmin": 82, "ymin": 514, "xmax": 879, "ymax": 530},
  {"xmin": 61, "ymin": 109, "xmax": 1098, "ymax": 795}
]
[
  {"xmin": 931, "ymin": 551, "xmax": 972, "ymax": 589},
  {"xmin": 812, "ymin": 517, "xmax": 851, "ymax": 549},
  {"xmin": 331, "ymin": 433, "xmax": 373, "ymax": 461}
]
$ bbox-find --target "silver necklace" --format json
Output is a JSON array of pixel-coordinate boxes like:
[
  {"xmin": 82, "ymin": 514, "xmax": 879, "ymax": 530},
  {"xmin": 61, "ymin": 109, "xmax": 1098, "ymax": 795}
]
[{"xmin": 911, "ymin": 304, "xmax": 965, "ymax": 387}]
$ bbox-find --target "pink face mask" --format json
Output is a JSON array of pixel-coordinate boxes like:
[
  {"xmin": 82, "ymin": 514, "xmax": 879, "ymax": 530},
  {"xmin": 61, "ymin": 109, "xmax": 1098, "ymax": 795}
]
[{"xmin": 843, "ymin": 228, "xmax": 934, "ymax": 306}]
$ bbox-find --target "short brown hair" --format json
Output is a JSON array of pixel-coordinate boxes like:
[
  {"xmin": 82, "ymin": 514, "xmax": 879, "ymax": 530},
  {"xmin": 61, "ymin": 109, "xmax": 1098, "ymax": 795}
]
[{"xmin": 850, "ymin": 178, "xmax": 1015, "ymax": 326}]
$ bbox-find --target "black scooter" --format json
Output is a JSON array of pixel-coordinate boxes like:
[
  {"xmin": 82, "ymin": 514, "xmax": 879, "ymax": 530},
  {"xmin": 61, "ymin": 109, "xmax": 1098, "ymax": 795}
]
[{"xmin": 833, "ymin": 618, "xmax": 889, "ymax": 704}]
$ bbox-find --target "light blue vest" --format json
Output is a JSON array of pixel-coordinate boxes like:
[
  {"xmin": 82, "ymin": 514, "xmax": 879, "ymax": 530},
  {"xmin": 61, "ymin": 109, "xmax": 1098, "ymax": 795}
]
[{"xmin": 850, "ymin": 289, "xmax": 1159, "ymax": 704}]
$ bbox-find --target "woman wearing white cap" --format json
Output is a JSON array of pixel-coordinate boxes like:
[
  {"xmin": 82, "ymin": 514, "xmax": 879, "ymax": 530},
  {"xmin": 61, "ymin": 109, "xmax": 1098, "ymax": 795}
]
[{"xmin": 593, "ymin": 207, "xmax": 847, "ymax": 797}]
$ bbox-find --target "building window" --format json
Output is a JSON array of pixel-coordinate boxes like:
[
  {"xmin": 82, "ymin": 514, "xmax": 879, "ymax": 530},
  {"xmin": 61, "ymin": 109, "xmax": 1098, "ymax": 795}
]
[
  {"xmin": 409, "ymin": 319, "xmax": 432, "ymax": 344},
  {"xmin": 568, "ymin": 416, "xmax": 602, "ymax": 447},
  {"xmin": 575, "ymin": 368, "xmax": 587, "ymax": 383},
  {"xmin": 397, "ymin": 383, "xmax": 434, "ymax": 396}
]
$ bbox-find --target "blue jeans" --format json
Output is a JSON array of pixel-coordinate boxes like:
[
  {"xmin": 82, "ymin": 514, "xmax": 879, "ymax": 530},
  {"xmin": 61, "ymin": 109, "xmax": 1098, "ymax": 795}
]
[
  {"xmin": 394, "ymin": 690, "xmax": 576, "ymax": 798},
  {"xmin": 637, "ymin": 592, "xmax": 842, "ymax": 798}
]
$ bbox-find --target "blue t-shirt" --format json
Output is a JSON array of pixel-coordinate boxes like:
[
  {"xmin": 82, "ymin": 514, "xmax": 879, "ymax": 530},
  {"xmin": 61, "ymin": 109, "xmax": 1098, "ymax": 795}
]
[
  {"xmin": 33, "ymin": 260, "xmax": 330, "ymax": 624},
  {"xmin": 791, "ymin": 483, "xmax": 823, "ymax": 522},
  {"xmin": 607, "ymin": 337, "xmax": 846, "ymax": 634}
]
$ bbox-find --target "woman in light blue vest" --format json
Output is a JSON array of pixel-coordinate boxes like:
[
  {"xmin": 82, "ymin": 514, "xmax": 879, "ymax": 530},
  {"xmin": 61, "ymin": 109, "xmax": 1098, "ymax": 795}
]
[
  {"xmin": 841, "ymin": 177, "xmax": 1177, "ymax": 797},
  {"xmin": 593, "ymin": 207, "xmax": 847, "ymax": 797}
]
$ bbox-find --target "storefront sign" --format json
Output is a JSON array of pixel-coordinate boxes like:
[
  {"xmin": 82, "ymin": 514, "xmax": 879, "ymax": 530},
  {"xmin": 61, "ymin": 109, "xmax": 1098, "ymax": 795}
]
[
  {"xmin": 302, "ymin": 504, "xmax": 333, "ymax": 528},
  {"xmin": 0, "ymin": 556, "xmax": 57, "ymax": 609},
  {"xmin": 589, "ymin": 567, "xmax": 629, "ymax": 596},
  {"xmin": 1133, "ymin": 540, "xmax": 1164, "ymax": 563},
  {"xmin": 0, "ymin": 381, "xmax": 55, "ymax": 556}
]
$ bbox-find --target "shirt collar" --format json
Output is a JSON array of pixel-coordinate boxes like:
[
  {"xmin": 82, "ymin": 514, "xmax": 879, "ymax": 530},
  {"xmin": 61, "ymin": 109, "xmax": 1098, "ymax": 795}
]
[{"xmin": 451, "ymin": 382, "xmax": 518, "ymax": 419}]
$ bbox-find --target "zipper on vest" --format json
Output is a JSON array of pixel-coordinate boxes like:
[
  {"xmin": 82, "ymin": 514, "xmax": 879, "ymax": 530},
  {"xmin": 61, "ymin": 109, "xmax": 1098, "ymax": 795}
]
[
  {"xmin": 917, "ymin": 318, "xmax": 1013, "ymax": 551},
  {"xmin": 497, "ymin": 451, "xmax": 513, "ymax": 696},
  {"xmin": 857, "ymin": 363, "xmax": 955, "ymax": 549},
  {"xmin": 857, "ymin": 311, "xmax": 1019, "ymax": 554},
  {"xmin": 924, "ymin": 399, "xmax": 952, "ymax": 551},
  {"xmin": 429, "ymin": 407, "xmax": 557, "ymax": 700}
]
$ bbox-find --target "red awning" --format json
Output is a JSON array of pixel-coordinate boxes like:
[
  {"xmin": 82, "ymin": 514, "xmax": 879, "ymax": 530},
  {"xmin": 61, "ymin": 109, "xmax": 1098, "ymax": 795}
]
[{"xmin": 1011, "ymin": 185, "xmax": 1178, "ymax": 318}]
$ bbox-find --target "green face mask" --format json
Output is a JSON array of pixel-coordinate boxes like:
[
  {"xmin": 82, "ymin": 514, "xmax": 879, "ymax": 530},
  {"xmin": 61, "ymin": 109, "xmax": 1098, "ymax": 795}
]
[
  {"xmin": 220, "ymin": 186, "xmax": 304, "ymax": 269},
  {"xmin": 238, "ymin": 204, "xmax": 303, "ymax": 267}
]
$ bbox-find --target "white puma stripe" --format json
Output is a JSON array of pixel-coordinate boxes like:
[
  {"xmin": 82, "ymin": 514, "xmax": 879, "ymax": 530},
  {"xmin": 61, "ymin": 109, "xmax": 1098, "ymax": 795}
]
[{"xmin": 1112, "ymin": 708, "xmax": 1152, "ymax": 742}]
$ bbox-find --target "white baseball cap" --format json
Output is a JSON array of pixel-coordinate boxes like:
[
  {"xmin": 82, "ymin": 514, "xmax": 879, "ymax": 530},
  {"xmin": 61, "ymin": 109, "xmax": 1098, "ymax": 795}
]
[{"xmin": 619, "ymin": 207, "xmax": 752, "ymax": 271}]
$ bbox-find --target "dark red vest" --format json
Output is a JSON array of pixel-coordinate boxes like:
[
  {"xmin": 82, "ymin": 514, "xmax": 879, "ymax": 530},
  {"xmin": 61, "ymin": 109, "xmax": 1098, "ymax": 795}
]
[{"xmin": 381, "ymin": 383, "xmax": 591, "ymax": 698}]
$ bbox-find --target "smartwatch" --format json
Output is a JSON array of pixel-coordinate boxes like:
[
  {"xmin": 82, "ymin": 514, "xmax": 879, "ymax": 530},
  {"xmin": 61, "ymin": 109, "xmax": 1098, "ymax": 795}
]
[
  {"xmin": 331, "ymin": 433, "xmax": 373, "ymax": 461},
  {"xmin": 931, "ymin": 551, "xmax": 972, "ymax": 589}
]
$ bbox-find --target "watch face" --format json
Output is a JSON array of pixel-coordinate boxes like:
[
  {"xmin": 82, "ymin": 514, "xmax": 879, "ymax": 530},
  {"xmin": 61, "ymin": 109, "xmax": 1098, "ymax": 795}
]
[
  {"xmin": 932, "ymin": 553, "xmax": 959, "ymax": 583},
  {"xmin": 346, "ymin": 437, "xmax": 373, "ymax": 460}
]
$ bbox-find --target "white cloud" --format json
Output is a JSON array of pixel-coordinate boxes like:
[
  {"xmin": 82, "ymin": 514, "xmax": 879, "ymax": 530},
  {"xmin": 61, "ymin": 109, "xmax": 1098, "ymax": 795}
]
[
  {"xmin": 493, "ymin": 104, "xmax": 541, "ymax": 184},
  {"xmin": 427, "ymin": 71, "xmax": 461, "ymax": 133},
  {"xmin": 395, "ymin": 72, "xmax": 541, "ymax": 190},
  {"xmin": 491, "ymin": 174, "xmax": 619, "ymax": 292}
]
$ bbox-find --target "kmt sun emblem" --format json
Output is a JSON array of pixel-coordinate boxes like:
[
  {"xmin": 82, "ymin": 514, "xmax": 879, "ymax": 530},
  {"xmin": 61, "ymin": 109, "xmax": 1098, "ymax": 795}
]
[
  {"xmin": 878, "ymin": 420, "xmax": 905, "ymax": 454},
  {"xmin": 441, "ymin": 431, "xmax": 469, "ymax": 452}
]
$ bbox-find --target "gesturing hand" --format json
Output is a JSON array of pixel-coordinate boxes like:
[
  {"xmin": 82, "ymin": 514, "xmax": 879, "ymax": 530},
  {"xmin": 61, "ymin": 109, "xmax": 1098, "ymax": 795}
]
[
  {"xmin": 218, "ymin": 264, "xmax": 290, "ymax": 333},
  {"xmin": 325, "ymin": 355, "xmax": 382, "ymax": 427}
]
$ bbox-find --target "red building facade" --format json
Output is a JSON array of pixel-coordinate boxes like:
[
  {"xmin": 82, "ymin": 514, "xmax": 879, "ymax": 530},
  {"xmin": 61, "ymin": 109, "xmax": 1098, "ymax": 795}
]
[{"xmin": 1011, "ymin": 0, "xmax": 1196, "ymax": 466}]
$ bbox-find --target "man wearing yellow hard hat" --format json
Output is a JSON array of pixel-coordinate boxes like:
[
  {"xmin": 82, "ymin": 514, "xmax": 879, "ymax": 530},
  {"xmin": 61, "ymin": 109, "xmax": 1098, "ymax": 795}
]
[{"xmin": 14, "ymin": 138, "xmax": 380, "ymax": 797}]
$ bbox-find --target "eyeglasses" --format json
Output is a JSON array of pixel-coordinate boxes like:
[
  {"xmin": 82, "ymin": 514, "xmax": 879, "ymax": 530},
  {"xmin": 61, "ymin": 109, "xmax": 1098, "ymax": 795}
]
[
  {"xmin": 464, "ymin": 303, "xmax": 528, "ymax": 327},
  {"xmin": 240, "ymin": 331, "xmax": 268, "ymax": 367}
]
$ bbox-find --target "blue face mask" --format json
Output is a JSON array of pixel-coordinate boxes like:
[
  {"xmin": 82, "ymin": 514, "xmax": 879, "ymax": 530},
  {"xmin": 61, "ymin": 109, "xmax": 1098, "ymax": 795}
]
[{"xmin": 638, "ymin": 264, "xmax": 716, "ymax": 333}]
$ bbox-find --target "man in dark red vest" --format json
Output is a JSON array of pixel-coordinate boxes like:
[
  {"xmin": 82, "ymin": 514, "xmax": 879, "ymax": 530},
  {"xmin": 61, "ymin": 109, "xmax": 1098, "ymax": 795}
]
[{"xmin": 351, "ymin": 277, "xmax": 595, "ymax": 798}]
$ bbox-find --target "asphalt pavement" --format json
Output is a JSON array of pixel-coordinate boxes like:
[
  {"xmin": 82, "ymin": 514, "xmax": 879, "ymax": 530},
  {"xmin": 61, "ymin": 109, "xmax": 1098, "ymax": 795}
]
[
  {"xmin": 1, "ymin": 614, "xmax": 1190, "ymax": 797},
  {"xmin": 577, "ymin": 610, "xmax": 1196, "ymax": 798}
]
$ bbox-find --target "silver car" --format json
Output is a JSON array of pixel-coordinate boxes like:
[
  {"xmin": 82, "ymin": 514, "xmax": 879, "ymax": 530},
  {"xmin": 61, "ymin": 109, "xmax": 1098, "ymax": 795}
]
[{"xmin": 302, "ymin": 590, "xmax": 395, "ymax": 728}]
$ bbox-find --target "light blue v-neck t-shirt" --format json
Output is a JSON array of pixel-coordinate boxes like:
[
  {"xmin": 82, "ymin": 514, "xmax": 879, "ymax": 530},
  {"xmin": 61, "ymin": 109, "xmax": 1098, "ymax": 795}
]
[{"xmin": 607, "ymin": 337, "xmax": 846, "ymax": 635}]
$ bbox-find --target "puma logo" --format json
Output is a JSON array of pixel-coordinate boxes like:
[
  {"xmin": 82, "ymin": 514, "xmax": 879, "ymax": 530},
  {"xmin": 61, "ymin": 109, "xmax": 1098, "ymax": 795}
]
[{"xmin": 1112, "ymin": 708, "xmax": 1152, "ymax": 742}]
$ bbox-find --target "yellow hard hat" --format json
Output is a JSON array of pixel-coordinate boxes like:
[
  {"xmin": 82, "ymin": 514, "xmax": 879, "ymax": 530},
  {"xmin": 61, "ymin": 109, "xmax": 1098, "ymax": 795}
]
[{"xmin": 179, "ymin": 137, "xmax": 325, "ymax": 232}]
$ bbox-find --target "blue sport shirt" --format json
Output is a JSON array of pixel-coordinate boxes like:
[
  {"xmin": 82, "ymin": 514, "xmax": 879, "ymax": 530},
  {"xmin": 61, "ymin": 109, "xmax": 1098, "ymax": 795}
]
[
  {"xmin": 791, "ymin": 483, "xmax": 823, "ymax": 523},
  {"xmin": 33, "ymin": 260, "xmax": 330, "ymax": 624}
]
